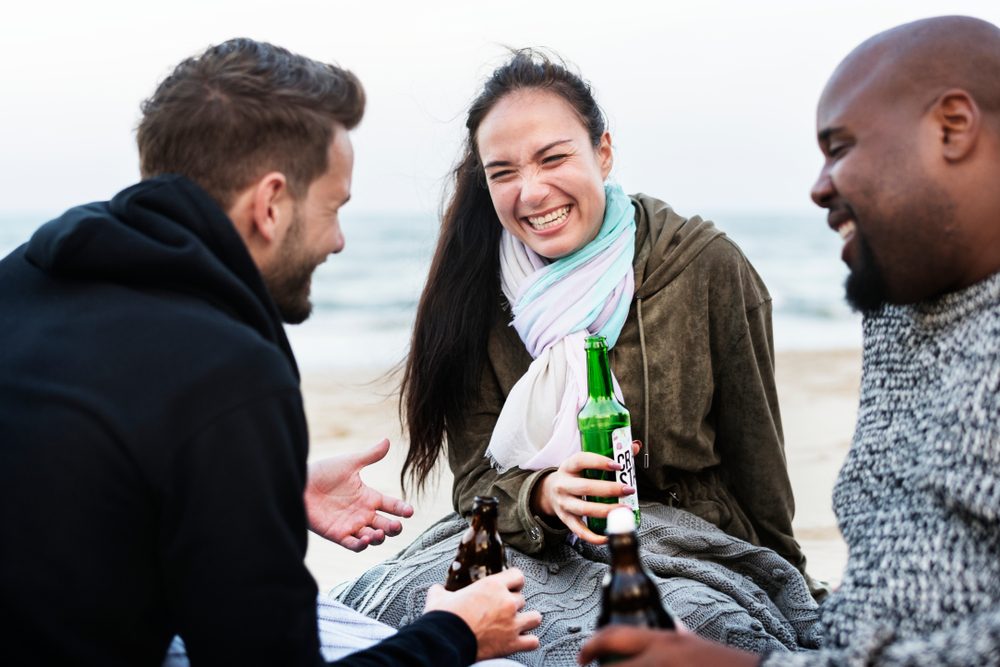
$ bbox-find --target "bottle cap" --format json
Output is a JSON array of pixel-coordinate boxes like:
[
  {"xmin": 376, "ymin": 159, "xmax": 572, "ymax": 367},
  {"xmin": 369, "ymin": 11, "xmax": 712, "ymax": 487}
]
[{"xmin": 606, "ymin": 507, "xmax": 636, "ymax": 535}]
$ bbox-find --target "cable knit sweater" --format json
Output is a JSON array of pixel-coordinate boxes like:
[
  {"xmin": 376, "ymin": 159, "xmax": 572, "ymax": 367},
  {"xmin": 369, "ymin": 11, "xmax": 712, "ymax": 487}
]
[{"xmin": 767, "ymin": 271, "xmax": 1000, "ymax": 666}]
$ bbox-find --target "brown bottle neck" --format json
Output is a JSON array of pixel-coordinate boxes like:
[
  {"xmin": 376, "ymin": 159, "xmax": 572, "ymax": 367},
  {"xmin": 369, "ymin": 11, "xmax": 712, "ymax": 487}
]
[
  {"xmin": 608, "ymin": 531, "xmax": 642, "ymax": 569},
  {"xmin": 470, "ymin": 499, "xmax": 499, "ymax": 530}
]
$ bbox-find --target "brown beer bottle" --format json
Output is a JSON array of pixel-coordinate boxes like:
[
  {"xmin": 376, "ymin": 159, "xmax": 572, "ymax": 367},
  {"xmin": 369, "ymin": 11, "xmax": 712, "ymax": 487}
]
[
  {"xmin": 597, "ymin": 507, "xmax": 676, "ymax": 639},
  {"xmin": 444, "ymin": 496, "xmax": 507, "ymax": 591}
]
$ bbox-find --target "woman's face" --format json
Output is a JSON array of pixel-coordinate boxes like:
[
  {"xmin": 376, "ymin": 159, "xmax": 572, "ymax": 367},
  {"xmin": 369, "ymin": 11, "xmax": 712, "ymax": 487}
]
[{"xmin": 476, "ymin": 88, "xmax": 613, "ymax": 259}]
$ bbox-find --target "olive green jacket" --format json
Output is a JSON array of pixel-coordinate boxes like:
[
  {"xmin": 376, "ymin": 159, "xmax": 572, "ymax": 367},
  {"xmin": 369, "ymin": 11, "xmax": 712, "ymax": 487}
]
[{"xmin": 446, "ymin": 193, "xmax": 806, "ymax": 572}]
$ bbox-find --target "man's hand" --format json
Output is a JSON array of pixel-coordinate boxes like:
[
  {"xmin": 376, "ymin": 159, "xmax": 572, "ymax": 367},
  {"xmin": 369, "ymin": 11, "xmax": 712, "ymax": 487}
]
[
  {"xmin": 424, "ymin": 568, "xmax": 542, "ymax": 660},
  {"xmin": 304, "ymin": 438, "xmax": 413, "ymax": 552},
  {"xmin": 578, "ymin": 626, "xmax": 760, "ymax": 667}
]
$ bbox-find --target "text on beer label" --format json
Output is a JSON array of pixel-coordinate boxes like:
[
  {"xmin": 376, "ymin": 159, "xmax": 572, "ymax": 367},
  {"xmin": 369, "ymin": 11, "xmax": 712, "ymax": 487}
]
[{"xmin": 611, "ymin": 426, "xmax": 639, "ymax": 510}]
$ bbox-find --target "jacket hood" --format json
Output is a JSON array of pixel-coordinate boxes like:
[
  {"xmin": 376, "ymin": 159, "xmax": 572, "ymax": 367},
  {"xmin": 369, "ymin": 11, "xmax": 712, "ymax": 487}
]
[
  {"xmin": 630, "ymin": 193, "xmax": 725, "ymax": 299},
  {"xmin": 25, "ymin": 174, "xmax": 297, "ymax": 374}
]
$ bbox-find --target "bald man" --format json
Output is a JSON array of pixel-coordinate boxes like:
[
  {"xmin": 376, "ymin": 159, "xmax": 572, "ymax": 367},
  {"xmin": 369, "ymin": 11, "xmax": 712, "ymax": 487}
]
[{"xmin": 579, "ymin": 15, "xmax": 1000, "ymax": 667}]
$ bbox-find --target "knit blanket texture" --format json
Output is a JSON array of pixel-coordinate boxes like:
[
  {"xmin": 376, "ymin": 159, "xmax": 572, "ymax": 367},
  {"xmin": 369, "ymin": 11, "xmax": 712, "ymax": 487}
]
[{"xmin": 329, "ymin": 503, "xmax": 821, "ymax": 665}]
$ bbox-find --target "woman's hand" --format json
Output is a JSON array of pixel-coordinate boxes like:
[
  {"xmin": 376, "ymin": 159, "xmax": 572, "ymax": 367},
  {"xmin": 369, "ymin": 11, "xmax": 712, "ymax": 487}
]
[{"xmin": 531, "ymin": 442, "xmax": 640, "ymax": 544}]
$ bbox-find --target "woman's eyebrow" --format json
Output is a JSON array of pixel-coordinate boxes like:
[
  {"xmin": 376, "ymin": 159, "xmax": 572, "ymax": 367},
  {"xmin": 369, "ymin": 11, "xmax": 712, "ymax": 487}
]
[{"xmin": 483, "ymin": 139, "xmax": 572, "ymax": 169}]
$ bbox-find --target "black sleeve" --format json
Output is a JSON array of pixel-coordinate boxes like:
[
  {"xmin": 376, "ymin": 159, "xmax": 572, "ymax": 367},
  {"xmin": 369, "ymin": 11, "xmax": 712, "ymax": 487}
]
[
  {"xmin": 163, "ymin": 391, "xmax": 479, "ymax": 667},
  {"xmin": 329, "ymin": 611, "xmax": 477, "ymax": 667},
  {"xmin": 162, "ymin": 389, "xmax": 322, "ymax": 666}
]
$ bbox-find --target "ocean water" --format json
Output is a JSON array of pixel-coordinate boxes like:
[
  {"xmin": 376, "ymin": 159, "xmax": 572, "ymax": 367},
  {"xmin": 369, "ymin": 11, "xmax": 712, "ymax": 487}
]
[{"xmin": 0, "ymin": 209, "xmax": 860, "ymax": 369}]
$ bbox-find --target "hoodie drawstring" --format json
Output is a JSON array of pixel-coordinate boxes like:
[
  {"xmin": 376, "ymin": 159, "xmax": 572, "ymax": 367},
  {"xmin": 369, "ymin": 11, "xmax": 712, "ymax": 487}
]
[{"xmin": 637, "ymin": 296, "xmax": 650, "ymax": 468}]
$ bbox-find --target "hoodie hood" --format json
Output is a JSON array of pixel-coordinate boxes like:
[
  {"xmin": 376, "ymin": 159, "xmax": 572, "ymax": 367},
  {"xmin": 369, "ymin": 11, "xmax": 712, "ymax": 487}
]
[
  {"xmin": 626, "ymin": 193, "xmax": 727, "ymax": 470},
  {"xmin": 630, "ymin": 193, "xmax": 725, "ymax": 299},
  {"xmin": 25, "ymin": 174, "xmax": 297, "ymax": 375}
]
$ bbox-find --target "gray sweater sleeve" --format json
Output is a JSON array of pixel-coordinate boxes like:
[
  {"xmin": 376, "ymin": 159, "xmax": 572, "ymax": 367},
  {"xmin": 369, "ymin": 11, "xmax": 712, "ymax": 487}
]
[{"xmin": 764, "ymin": 606, "xmax": 1000, "ymax": 666}]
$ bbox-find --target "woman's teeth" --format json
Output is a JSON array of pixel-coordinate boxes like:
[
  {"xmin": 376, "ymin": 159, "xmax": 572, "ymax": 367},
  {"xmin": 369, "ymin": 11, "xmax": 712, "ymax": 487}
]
[{"xmin": 527, "ymin": 206, "xmax": 569, "ymax": 230}]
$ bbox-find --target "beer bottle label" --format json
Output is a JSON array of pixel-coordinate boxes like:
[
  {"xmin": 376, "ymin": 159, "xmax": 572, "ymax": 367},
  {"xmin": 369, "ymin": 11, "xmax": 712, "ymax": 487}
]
[{"xmin": 612, "ymin": 426, "xmax": 639, "ymax": 511}]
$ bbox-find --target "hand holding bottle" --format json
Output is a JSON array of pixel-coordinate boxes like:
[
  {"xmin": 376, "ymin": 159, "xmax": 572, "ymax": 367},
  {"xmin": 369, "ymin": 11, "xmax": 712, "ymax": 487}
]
[
  {"xmin": 532, "ymin": 450, "xmax": 637, "ymax": 544},
  {"xmin": 579, "ymin": 626, "xmax": 758, "ymax": 667},
  {"xmin": 425, "ymin": 568, "xmax": 542, "ymax": 660}
]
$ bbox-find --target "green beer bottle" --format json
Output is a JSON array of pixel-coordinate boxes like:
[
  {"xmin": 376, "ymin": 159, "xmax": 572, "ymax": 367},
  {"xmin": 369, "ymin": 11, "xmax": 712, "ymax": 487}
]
[{"xmin": 578, "ymin": 335, "xmax": 640, "ymax": 535}]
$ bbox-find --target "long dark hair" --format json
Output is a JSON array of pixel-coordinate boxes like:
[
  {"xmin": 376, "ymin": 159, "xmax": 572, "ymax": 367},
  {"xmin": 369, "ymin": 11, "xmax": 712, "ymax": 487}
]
[{"xmin": 400, "ymin": 49, "xmax": 607, "ymax": 494}]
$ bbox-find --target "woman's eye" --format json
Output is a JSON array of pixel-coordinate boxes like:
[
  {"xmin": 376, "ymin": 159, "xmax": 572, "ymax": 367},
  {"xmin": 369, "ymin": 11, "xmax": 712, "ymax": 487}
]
[
  {"xmin": 542, "ymin": 154, "xmax": 568, "ymax": 164},
  {"xmin": 488, "ymin": 170, "xmax": 514, "ymax": 181}
]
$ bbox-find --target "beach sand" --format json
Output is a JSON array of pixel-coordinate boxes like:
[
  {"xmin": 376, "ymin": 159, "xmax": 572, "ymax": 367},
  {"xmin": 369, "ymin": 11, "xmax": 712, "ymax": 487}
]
[{"xmin": 302, "ymin": 348, "xmax": 861, "ymax": 593}]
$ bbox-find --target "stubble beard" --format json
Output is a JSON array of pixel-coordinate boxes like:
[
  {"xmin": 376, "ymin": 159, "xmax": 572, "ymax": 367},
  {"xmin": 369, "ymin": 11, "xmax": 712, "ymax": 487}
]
[
  {"xmin": 264, "ymin": 209, "xmax": 320, "ymax": 325},
  {"xmin": 845, "ymin": 231, "xmax": 889, "ymax": 313},
  {"xmin": 843, "ymin": 173, "xmax": 956, "ymax": 313}
]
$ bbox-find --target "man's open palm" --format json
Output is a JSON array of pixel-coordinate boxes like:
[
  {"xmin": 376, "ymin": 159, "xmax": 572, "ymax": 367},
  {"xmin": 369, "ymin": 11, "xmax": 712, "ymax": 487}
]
[{"xmin": 305, "ymin": 438, "xmax": 414, "ymax": 552}]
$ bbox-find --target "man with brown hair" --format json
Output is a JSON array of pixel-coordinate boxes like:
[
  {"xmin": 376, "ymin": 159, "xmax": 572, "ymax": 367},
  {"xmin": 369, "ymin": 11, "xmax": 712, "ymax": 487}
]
[
  {"xmin": 579, "ymin": 14, "xmax": 1000, "ymax": 667},
  {"xmin": 0, "ymin": 38, "xmax": 538, "ymax": 666}
]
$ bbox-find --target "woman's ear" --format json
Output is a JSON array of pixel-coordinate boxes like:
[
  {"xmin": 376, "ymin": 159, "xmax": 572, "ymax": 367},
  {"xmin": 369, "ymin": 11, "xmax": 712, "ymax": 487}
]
[{"xmin": 597, "ymin": 131, "xmax": 614, "ymax": 179}]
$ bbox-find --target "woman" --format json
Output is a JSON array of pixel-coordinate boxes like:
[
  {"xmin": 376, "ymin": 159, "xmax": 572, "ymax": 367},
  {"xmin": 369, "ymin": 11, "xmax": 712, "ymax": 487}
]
[
  {"xmin": 398, "ymin": 50, "xmax": 807, "ymax": 575},
  {"xmin": 333, "ymin": 51, "xmax": 823, "ymax": 664}
]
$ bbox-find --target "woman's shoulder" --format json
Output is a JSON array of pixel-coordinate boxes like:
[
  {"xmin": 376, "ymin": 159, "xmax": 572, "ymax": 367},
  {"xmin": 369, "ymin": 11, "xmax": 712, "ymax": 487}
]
[{"xmin": 631, "ymin": 193, "xmax": 764, "ymax": 298}]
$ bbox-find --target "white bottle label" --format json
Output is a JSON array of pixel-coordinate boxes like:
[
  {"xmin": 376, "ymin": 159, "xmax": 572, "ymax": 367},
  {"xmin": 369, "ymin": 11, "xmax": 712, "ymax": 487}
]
[{"xmin": 611, "ymin": 426, "xmax": 639, "ymax": 511}]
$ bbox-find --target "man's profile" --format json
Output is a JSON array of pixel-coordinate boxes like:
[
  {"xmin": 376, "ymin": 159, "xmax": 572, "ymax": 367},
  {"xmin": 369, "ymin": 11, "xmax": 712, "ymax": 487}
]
[
  {"xmin": 580, "ymin": 14, "xmax": 1000, "ymax": 667},
  {"xmin": 0, "ymin": 38, "xmax": 538, "ymax": 666}
]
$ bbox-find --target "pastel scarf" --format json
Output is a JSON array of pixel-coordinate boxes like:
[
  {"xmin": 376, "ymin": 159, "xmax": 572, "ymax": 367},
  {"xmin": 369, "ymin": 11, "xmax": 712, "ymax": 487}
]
[{"xmin": 486, "ymin": 183, "xmax": 636, "ymax": 472}]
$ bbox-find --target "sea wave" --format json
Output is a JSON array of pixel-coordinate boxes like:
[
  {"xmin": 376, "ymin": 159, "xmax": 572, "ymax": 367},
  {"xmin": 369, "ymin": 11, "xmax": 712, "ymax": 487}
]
[{"xmin": 1, "ymin": 209, "xmax": 861, "ymax": 368}]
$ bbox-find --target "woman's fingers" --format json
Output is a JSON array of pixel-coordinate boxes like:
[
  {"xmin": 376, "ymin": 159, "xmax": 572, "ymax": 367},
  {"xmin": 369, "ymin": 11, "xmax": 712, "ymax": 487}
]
[
  {"xmin": 559, "ymin": 476, "xmax": 633, "ymax": 500},
  {"xmin": 560, "ymin": 451, "xmax": 620, "ymax": 474},
  {"xmin": 558, "ymin": 512, "xmax": 607, "ymax": 544},
  {"xmin": 558, "ymin": 495, "xmax": 627, "ymax": 520}
]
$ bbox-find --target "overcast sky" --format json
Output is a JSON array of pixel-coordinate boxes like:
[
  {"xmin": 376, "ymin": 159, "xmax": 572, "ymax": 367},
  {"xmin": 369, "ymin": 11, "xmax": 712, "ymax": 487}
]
[{"xmin": 3, "ymin": 0, "xmax": 999, "ymax": 218}]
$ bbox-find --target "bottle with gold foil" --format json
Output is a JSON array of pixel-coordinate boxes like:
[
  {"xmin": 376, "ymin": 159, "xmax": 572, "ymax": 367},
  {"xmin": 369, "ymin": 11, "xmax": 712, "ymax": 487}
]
[
  {"xmin": 444, "ymin": 496, "xmax": 507, "ymax": 591},
  {"xmin": 578, "ymin": 335, "xmax": 640, "ymax": 535}
]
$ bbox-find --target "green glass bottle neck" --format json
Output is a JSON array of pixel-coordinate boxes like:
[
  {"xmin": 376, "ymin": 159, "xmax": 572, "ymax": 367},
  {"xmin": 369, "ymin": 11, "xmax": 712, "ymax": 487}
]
[{"xmin": 585, "ymin": 345, "xmax": 614, "ymax": 400}]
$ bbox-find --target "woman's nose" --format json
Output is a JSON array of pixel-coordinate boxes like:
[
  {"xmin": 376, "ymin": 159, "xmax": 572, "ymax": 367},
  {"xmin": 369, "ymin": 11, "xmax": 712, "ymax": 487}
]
[{"xmin": 519, "ymin": 172, "xmax": 550, "ymax": 207}]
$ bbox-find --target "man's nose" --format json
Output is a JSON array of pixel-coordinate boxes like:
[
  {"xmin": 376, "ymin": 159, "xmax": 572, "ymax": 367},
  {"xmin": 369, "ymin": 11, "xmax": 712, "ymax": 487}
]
[
  {"xmin": 810, "ymin": 169, "xmax": 835, "ymax": 208},
  {"xmin": 330, "ymin": 223, "xmax": 345, "ymax": 254}
]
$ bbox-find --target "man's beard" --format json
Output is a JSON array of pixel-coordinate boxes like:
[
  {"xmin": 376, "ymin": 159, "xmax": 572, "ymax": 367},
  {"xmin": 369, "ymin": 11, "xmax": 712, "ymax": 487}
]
[
  {"xmin": 844, "ymin": 232, "xmax": 888, "ymax": 313},
  {"xmin": 264, "ymin": 211, "xmax": 320, "ymax": 324}
]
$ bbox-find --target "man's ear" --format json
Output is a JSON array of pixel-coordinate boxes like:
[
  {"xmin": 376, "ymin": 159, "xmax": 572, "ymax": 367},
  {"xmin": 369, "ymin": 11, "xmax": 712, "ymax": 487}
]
[
  {"xmin": 935, "ymin": 89, "xmax": 980, "ymax": 162},
  {"xmin": 250, "ymin": 172, "xmax": 291, "ymax": 243}
]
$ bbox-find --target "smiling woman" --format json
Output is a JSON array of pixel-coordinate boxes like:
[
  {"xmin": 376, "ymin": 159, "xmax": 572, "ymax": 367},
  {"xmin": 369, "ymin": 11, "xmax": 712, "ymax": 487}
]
[
  {"xmin": 477, "ymin": 87, "xmax": 613, "ymax": 260},
  {"xmin": 333, "ymin": 49, "xmax": 825, "ymax": 662},
  {"xmin": 400, "ymin": 47, "xmax": 812, "ymax": 566}
]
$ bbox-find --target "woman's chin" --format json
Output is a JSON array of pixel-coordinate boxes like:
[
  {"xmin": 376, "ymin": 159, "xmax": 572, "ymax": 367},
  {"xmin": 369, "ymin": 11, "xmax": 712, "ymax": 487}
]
[{"xmin": 522, "ymin": 229, "xmax": 595, "ymax": 260}]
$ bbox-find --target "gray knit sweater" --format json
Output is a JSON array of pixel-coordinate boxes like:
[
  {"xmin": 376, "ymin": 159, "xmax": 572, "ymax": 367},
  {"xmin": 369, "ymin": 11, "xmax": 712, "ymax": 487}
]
[{"xmin": 767, "ymin": 271, "xmax": 1000, "ymax": 666}]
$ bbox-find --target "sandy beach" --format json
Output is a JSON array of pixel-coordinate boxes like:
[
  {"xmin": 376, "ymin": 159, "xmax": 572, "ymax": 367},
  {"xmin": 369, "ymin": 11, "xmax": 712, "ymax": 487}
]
[{"xmin": 302, "ymin": 348, "xmax": 861, "ymax": 593}]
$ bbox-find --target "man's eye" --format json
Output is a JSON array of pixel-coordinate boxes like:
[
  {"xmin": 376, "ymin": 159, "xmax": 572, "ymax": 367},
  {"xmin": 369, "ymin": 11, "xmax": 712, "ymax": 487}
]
[{"xmin": 828, "ymin": 144, "xmax": 847, "ymax": 157}]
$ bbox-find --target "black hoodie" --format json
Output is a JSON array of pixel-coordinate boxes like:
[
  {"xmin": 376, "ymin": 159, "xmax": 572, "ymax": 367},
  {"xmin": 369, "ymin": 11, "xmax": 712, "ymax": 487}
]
[{"xmin": 0, "ymin": 176, "xmax": 475, "ymax": 666}]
